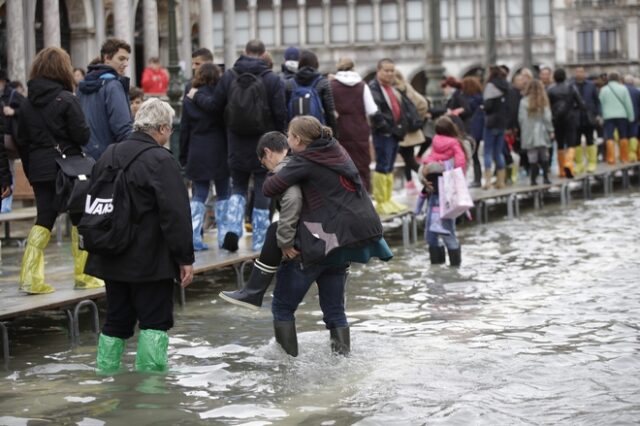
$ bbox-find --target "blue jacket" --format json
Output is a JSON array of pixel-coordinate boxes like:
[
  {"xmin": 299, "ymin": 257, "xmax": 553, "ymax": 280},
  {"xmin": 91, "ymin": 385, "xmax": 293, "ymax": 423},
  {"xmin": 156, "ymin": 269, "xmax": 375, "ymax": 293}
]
[
  {"xmin": 625, "ymin": 84, "xmax": 640, "ymax": 123},
  {"xmin": 192, "ymin": 55, "xmax": 286, "ymax": 172},
  {"xmin": 78, "ymin": 65, "xmax": 132, "ymax": 160},
  {"xmin": 572, "ymin": 79, "xmax": 600, "ymax": 126}
]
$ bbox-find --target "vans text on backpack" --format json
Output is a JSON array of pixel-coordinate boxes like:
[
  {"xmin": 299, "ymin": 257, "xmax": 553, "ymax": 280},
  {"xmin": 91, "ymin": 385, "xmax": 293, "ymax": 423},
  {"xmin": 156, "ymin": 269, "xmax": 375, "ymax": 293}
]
[{"xmin": 224, "ymin": 69, "xmax": 273, "ymax": 136}]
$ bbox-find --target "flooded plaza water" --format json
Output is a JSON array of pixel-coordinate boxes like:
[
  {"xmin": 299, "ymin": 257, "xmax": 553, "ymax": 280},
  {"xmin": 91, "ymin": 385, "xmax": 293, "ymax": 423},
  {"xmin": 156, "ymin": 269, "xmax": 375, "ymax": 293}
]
[{"xmin": 1, "ymin": 192, "xmax": 639, "ymax": 425}]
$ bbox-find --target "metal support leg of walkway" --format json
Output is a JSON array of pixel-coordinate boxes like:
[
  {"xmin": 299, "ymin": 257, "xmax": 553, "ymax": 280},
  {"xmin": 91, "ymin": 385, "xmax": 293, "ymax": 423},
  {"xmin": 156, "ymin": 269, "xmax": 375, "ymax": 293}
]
[
  {"xmin": 622, "ymin": 169, "xmax": 630, "ymax": 189},
  {"xmin": 507, "ymin": 194, "xmax": 520, "ymax": 219},
  {"xmin": 411, "ymin": 214, "xmax": 418, "ymax": 244},
  {"xmin": 71, "ymin": 300, "xmax": 100, "ymax": 346},
  {"xmin": 402, "ymin": 214, "xmax": 410, "ymax": 248},
  {"xmin": 560, "ymin": 183, "xmax": 571, "ymax": 206},
  {"xmin": 0, "ymin": 322, "xmax": 9, "ymax": 370},
  {"xmin": 582, "ymin": 176, "xmax": 591, "ymax": 200},
  {"xmin": 232, "ymin": 260, "xmax": 253, "ymax": 290}
]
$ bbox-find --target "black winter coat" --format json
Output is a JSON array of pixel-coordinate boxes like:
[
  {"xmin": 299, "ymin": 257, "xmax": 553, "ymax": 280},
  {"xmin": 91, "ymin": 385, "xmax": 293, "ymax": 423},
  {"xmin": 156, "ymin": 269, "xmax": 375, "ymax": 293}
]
[
  {"xmin": 285, "ymin": 66, "xmax": 338, "ymax": 136},
  {"xmin": 85, "ymin": 132, "xmax": 194, "ymax": 282},
  {"xmin": 179, "ymin": 84, "xmax": 229, "ymax": 181},
  {"xmin": 192, "ymin": 55, "xmax": 286, "ymax": 173},
  {"xmin": 483, "ymin": 77, "xmax": 510, "ymax": 130},
  {"xmin": 263, "ymin": 137, "xmax": 383, "ymax": 267},
  {"xmin": 572, "ymin": 80, "xmax": 600, "ymax": 126},
  {"xmin": 430, "ymin": 89, "xmax": 471, "ymax": 124},
  {"xmin": 369, "ymin": 78, "xmax": 401, "ymax": 138},
  {"xmin": 548, "ymin": 82, "xmax": 585, "ymax": 126},
  {"xmin": 17, "ymin": 78, "xmax": 90, "ymax": 183}
]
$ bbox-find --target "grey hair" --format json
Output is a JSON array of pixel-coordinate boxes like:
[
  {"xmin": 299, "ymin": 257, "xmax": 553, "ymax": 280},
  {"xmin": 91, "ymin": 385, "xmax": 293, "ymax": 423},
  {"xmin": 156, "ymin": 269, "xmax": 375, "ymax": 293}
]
[
  {"xmin": 133, "ymin": 98, "xmax": 175, "ymax": 132},
  {"xmin": 623, "ymin": 74, "xmax": 635, "ymax": 85}
]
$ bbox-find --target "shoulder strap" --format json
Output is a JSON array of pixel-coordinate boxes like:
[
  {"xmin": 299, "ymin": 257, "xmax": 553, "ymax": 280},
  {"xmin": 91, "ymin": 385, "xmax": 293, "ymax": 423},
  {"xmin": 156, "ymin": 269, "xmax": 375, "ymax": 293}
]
[
  {"xmin": 114, "ymin": 142, "xmax": 162, "ymax": 170},
  {"xmin": 607, "ymin": 84, "xmax": 629, "ymax": 115}
]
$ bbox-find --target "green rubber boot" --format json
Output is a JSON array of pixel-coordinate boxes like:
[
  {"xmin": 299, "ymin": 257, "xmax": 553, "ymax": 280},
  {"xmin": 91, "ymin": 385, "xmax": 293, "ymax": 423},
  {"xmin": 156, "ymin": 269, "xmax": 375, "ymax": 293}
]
[
  {"xmin": 19, "ymin": 225, "xmax": 55, "ymax": 294},
  {"xmin": 629, "ymin": 138, "xmax": 638, "ymax": 162},
  {"xmin": 96, "ymin": 333, "xmax": 126, "ymax": 374},
  {"xmin": 135, "ymin": 329, "xmax": 169, "ymax": 373},
  {"xmin": 574, "ymin": 146, "xmax": 585, "ymax": 175}
]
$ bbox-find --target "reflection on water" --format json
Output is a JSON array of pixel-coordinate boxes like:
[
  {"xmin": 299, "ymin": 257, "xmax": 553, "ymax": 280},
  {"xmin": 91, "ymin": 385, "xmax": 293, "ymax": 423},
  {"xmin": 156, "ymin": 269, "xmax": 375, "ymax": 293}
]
[{"xmin": 1, "ymin": 193, "xmax": 640, "ymax": 425}]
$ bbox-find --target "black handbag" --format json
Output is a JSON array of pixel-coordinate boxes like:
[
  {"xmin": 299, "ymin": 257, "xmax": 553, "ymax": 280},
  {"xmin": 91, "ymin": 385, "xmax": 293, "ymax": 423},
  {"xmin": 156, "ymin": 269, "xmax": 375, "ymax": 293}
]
[{"xmin": 54, "ymin": 145, "xmax": 95, "ymax": 214}]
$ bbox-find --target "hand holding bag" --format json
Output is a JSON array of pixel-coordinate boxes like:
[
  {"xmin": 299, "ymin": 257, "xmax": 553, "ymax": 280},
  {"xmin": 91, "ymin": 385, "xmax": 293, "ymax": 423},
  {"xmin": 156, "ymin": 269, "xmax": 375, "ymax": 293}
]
[
  {"xmin": 54, "ymin": 145, "xmax": 95, "ymax": 214},
  {"xmin": 439, "ymin": 161, "xmax": 474, "ymax": 220}
]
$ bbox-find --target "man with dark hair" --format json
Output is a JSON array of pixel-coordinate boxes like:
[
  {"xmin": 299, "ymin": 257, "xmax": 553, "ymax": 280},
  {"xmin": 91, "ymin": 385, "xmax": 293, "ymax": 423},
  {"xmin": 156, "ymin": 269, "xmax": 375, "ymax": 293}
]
[
  {"xmin": 78, "ymin": 38, "xmax": 133, "ymax": 159},
  {"xmin": 184, "ymin": 48, "xmax": 214, "ymax": 94},
  {"xmin": 188, "ymin": 39, "xmax": 286, "ymax": 252}
]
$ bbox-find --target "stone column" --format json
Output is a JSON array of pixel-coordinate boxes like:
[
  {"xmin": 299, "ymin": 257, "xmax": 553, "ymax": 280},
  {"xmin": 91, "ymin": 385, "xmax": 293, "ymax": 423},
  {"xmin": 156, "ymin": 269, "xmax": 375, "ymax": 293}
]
[
  {"xmin": 143, "ymin": 0, "xmax": 160, "ymax": 63},
  {"xmin": 372, "ymin": 0, "xmax": 381, "ymax": 43},
  {"xmin": 113, "ymin": 0, "xmax": 132, "ymax": 44},
  {"xmin": 398, "ymin": 0, "xmax": 406, "ymax": 42},
  {"xmin": 628, "ymin": 17, "xmax": 639, "ymax": 62},
  {"xmin": 93, "ymin": 0, "xmax": 106, "ymax": 53},
  {"xmin": 181, "ymin": 0, "xmax": 192, "ymax": 79},
  {"xmin": 223, "ymin": 0, "xmax": 236, "ymax": 68},
  {"xmin": 347, "ymin": 0, "xmax": 356, "ymax": 44},
  {"xmin": 298, "ymin": 0, "xmax": 306, "ymax": 46},
  {"xmin": 7, "ymin": 0, "xmax": 26, "ymax": 84},
  {"xmin": 43, "ymin": 0, "xmax": 61, "ymax": 47},
  {"xmin": 522, "ymin": 0, "xmax": 533, "ymax": 69},
  {"xmin": 248, "ymin": 0, "xmax": 258, "ymax": 40},
  {"xmin": 199, "ymin": 0, "xmax": 214, "ymax": 51},
  {"xmin": 323, "ymin": 0, "xmax": 331, "ymax": 45},
  {"xmin": 425, "ymin": 0, "xmax": 445, "ymax": 102},
  {"xmin": 273, "ymin": 0, "xmax": 282, "ymax": 47},
  {"xmin": 484, "ymin": 0, "xmax": 497, "ymax": 67}
]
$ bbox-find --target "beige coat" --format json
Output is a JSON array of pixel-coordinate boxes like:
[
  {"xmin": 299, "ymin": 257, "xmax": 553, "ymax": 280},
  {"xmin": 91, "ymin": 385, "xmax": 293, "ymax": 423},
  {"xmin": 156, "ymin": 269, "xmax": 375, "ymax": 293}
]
[{"xmin": 395, "ymin": 81, "xmax": 430, "ymax": 147}]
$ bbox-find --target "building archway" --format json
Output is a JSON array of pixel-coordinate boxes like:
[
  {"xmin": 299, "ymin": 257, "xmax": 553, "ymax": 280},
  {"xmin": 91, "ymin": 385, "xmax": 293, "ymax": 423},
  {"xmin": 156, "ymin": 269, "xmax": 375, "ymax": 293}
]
[{"xmin": 409, "ymin": 70, "xmax": 428, "ymax": 95}]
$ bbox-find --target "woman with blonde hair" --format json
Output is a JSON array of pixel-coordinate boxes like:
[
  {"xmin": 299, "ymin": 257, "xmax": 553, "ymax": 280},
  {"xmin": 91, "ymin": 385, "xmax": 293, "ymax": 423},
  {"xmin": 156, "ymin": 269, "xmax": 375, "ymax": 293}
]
[
  {"xmin": 518, "ymin": 79, "xmax": 554, "ymax": 185},
  {"xmin": 16, "ymin": 47, "xmax": 103, "ymax": 293}
]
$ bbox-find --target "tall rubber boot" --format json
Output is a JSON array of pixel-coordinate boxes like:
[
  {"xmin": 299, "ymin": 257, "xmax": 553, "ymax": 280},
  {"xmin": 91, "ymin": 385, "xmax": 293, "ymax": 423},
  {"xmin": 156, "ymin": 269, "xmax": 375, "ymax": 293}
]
[
  {"xmin": 428, "ymin": 246, "xmax": 446, "ymax": 265},
  {"xmin": 190, "ymin": 201, "xmax": 209, "ymax": 251},
  {"xmin": 540, "ymin": 160, "xmax": 552, "ymax": 184},
  {"xmin": 495, "ymin": 169, "xmax": 507, "ymax": 189},
  {"xmin": 529, "ymin": 162, "xmax": 539, "ymax": 185},
  {"xmin": 96, "ymin": 333, "xmax": 125, "ymax": 374},
  {"xmin": 251, "ymin": 208, "xmax": 270, "ymax": 252},
  {"xmin": 563, "ymin": 147, "xmax": 576, "ymax": 178},
  {"xmin": 448, "ymin": 247, "xmax": 461, "ymax": 267},
  {"xmin": 274, "ymin": 321, "xmax": 298, "ymax": 357},
  {"xmin": 586, "ymin": 144, "xmax": 598, "ymax": 172},
  {"xmin": 619, "ymin": 138, "xmax": 630, "ymax": 163},
  {"xmin": 574, "ymin": 146, "xmax": 585, "ymax": 175},
  {"xmin": 71, "ymin": 227, "xmax": 104, "ymax": 289},
  {"xmin": 222, "ymin": 194, "xmax": 246, "ymax": 252},
  {"xmin": 330, "ymin": 327, "xmax": 350, "ymax": 356},
  {"xmin": 471, "ymin": 162, "xmax": 482, "ymax": 188},
  {"xmin": 219, "ymin": 260, "xmax": 276, "ymax": 309},
  {"xmin": 214, "ymin": 199, "xmax": 230, "ymax": 249},
  {"xmin": 605, "ymin": 139, "xmax": 616, "ymax": 165},
  {"xmin": 629, "ymin": 138, "xmax": 639, "ymax": 162},
  {"xmin": 373, "ymin": 172, "xmax": 393, "ymax": 215},
  {"xmin": 386, "ymin": 173, "xmax": 407, "ymax": 213},
  {"xmin": 19, "ymin": 225, "xmax": 55, "ymax": 294},
  {"xmin": 482, "ymin": 170, "xmax": 493, "ymax": 190},
  {"xmin": 135, "ymin": 329, "xmax": 169, "ymax": 373},
  {"xmin": 557, "ymin": 149, "xmax": 566, "ymax": 177}
]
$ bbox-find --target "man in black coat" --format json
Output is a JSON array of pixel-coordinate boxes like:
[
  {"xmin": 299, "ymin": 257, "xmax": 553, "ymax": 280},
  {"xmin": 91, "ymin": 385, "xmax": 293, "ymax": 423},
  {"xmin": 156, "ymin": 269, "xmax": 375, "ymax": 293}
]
[
  {"xmin": 188, "ymin": 39, "xmax": 286, "ymax": 252},
  {"xmin": 572, "ymin": 67, "xmax": 601, "ymax": 173},
  {"xmin": 87, "ymin": 98, "xmax": 194, "ymax": 374}
]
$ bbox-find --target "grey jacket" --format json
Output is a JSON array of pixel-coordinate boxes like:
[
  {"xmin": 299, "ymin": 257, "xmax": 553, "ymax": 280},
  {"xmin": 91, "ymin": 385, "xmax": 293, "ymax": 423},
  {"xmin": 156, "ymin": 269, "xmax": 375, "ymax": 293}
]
[
  {"xmin": 518, "ymin": 97, "xmax": 554, "ymax": 150},
  {"xmin": 273, "ymin": 156, "xmax": 302, "ymax": 248}
]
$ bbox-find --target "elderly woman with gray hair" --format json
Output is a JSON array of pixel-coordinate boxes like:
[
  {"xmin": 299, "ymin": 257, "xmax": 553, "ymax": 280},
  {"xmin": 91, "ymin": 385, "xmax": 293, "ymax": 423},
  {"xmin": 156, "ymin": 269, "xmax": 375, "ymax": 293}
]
[{"xmin": 86, "ymin": 98, "xmax": 194, "ymax": 374}]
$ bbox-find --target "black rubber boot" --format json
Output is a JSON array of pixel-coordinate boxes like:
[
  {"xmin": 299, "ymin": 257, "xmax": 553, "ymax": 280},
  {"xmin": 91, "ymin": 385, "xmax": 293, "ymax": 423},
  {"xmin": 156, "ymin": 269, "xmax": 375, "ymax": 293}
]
[
  {"xmin": 540, "ymin": 161, "xmax": 552, "ymax": 184},
  {"xmin": 429, "ymin": 246, "xmax": 446, "ymax": 265},
  {"xmin": 274, "ymin": 320, "xmax": 298, "ymax": 357},
  {"xmin": 471, "ymin": 162, "xmax": 482, "ymax": 188},
  {"xmin": 530, "ymin": 162, "xmax": 539, "ymax": 186},
  {"xmin": 219, "ymin": 260, "xmax": 277, "ymax": 310},
  {"xmin": 330, "ymin": 327, "xmax": 350, "ymax": 356},
  {"xmin": 448, "ymin": 247, "xmax": 461, "ymax": 267},
  {"xmin": 222, "ymin": 232, "xmax": 239, "ymax": 252}
]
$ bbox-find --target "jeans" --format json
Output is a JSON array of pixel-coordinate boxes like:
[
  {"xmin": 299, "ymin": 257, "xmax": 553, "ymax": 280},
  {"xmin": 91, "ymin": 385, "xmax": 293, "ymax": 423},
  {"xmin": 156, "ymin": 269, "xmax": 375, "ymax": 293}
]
[
  {"xmin": 192, "ymin": 178, "xmax": 230, "ymax": 203},
  {"xmin": 373, "ymin": 134, "xmax": 399, "ymax": 173},
  {"xmin": 483, "ymin": 128, "xmax": 505, "ymax": 169},
  {"xmin": 272, "ymin": 261, "xmax": 349, "ymax": 329},
  {"xmin": 425, "ymin": 194, "xmax": 459, "ymax": 250},
  {"xmin": 603, "ymin": 118, "xmax": 630, "ymax": 139}
]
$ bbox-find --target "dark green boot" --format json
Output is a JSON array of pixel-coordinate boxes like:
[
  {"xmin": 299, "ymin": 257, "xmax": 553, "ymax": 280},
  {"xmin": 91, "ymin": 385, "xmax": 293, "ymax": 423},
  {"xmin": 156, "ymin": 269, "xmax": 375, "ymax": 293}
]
[
  {"xmin": 219, "ymin": 260, "xmax": 277, "ymax": 310},
  {"xmin": 429, "ymin": 246, "xmax": 446, "ymax": 265},
  {"xmin": 448, "ymin": 247, "xmax": 461, "ymax": 267},
  {"xmin": 274, "ymin": 321, "xmax": 298, "ymax": 357},
  {"xmin": 135, "ymin": 329, "xmax": 169, "ymax": 373},
  {"xmin": 96, "ymin": 333, "xmax": 125, "ymax": 374},
  {"xmin": 330, "ymin": 327, "xmax": 350, "ymax": 356}
]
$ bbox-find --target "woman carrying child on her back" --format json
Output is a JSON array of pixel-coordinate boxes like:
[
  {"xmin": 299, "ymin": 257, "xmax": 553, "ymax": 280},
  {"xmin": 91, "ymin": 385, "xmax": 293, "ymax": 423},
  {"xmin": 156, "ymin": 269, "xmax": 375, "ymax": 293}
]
[{"xmin": 420, "ymin": 115, "xmax": 471, "ymax": 267}]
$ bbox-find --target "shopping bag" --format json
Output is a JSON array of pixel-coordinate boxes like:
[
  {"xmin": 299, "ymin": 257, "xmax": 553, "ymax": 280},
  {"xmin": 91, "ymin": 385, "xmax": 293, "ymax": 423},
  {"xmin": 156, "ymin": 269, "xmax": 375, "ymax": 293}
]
[{"xmin": 439, "ymin": 166, "xmax": 474, "ymax": 219}]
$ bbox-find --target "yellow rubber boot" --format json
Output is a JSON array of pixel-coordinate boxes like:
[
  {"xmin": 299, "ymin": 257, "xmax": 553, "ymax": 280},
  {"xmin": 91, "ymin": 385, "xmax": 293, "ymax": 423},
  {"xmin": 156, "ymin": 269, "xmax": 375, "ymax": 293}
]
[
  {"xmin": 586, "ymin": 144, "xmax": 598, "ymax": 172},
  {"xmin": 619, "ymin": 139, "xmax": 630, "ymax": 163},
  {"xmin": 605, "ymin": 139, "xmax": 616, "ymax": 164},
  {"xmin": 19, "ymin": 225, "xmax": 55, "ymax": 294},
  {"xmin": 373, "ymin": 172, "xmax": 392, "ymax": 215},
  {"xmin": 564, "ymin": 147, "xmax": 576, "ymax": 178},
  {"xmin": 629, "ymin": 138, "xmax": 638, "ymax": 162},
  {"xmin": 385, "ymin": 173, "xmax": 407, "ymax": 213},
  {"xmin": 71, "ymin": 227, "xmax": 105, "ymax": 289},
  {"xmin": 574, "ymin": 146, "xmax": 585, "ymax": 175},
  {"xmin": 557, "ymin": 149, "xmax": 566, "ymax": 177}
]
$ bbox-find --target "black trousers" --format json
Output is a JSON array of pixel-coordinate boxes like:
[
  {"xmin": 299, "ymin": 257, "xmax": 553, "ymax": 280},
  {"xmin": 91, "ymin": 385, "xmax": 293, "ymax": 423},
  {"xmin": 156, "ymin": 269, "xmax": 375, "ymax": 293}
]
[
  {"xmin": 576, "ymin": 125, "xmax": 595, "ymax": 146},
  {"xmin": 32, "ymin": 181, "xmax": 82, "ymax": 229},
  {"xmin": 398, "ymin": 146, "xmax": 420, "ymax": 181},
  {"xmin": 102, "ymin": 279, "xmax": 175, "ymax": 339}
]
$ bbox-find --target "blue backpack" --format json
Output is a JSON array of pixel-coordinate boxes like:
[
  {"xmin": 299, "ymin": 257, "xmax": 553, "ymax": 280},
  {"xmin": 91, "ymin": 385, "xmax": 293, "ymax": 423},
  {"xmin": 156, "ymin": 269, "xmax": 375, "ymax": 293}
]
[{"xmin": 287, "ymin": 76, "xmax": 325, "ymax": 124}]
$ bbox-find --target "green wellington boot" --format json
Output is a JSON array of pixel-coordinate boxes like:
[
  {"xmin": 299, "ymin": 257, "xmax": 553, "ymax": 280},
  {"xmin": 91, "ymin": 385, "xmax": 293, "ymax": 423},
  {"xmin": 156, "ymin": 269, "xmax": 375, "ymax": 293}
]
[
  {"xmin": 71, "ymin": 227, "xmax": 105, "ymax": 289},
  {"xmin": 274, "ymin": 320, "xmax": 298, "ymax": 357},
  {"xmin": 586, "ymin": 144, "xmax": 598, "ymax": 172},
  {"xmin": 329, "ymin": 327, "xmax": 351, "ymax": 356},
  {"xmin": 629, "ymin": 138, "xmax": 638, "ymax": 162},
  {"xmin": 574, "ymin": 146, "xmax": 585, "ymax": 175},
  {"xmin": 135, "ymin": 329, "xmax": 169, "ymax": 373},
  {"xmin": 96, "ymin": 333, "xmax": 126, "ymax": 374},
  {"xmin": 19, "ymin": 225, "xmax": 55, "ymax": 294}
]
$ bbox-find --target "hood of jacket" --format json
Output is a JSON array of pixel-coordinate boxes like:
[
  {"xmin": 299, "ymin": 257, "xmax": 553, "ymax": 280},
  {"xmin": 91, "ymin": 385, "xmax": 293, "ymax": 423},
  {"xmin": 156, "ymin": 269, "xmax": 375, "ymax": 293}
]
[
  {"xmin": 431, "ymin": 134, "xmax": 461, "ymax": 154},
  {"xmin": 233, "ymin": 55, "xmax": 270, "ymax": 75},
  {"xmin": 78, "ymin": 64, "xmax": 129, "ymax": 95},
  {"xmin": 295, "ymin": 66, "xmax": 321, "ymax": 86},
  {"xmin": 334, "ymin": 71, "xmax": 362, "ymax": 87},
  {"xmin": 298, "ymin": 137, "xmax": 364, "ymax": 194},
  {"xmin": 27, "ymin": 78, "xmax": 64, "ymax": 107}
]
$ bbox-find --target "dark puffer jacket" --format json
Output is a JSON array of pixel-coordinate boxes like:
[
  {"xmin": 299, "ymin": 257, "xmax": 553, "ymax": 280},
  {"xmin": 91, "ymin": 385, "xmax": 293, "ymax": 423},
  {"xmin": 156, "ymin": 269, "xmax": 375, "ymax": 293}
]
[
  {"xmin": 17, "ymin": 78, "xmax": 90, "ymax": 183},
  {"xmin": 263, "ymin": 137, "xmax": 383, "ymax": 266},
  {"xmin": 483, "ymin": 77, "xmax": 510, "ymax": 130},
  {"xmin": 285, "ymin": 66, "xmax": 338, "ymax": 136}
]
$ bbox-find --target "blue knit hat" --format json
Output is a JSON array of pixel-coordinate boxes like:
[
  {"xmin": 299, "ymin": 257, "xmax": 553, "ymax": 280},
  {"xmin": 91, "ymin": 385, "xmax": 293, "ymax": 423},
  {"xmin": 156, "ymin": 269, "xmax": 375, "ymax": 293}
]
[{"xmin": 284, "ymin": 46, "xmax": 299, "ymax": 61}]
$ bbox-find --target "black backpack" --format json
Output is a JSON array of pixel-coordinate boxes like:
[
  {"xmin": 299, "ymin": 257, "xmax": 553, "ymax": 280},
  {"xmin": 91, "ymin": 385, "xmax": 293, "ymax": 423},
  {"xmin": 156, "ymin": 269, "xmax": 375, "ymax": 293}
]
[
  {"xmin": 224, "ymin": 69, "xmax": 273, "ymax": 136},
  {"xmin": 399, "ymin": 91, "xmax": 424, "ymax": 132},
  {"xmin": 77, "ymin": 143, "xmax": 160, "ymax": 255}
]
